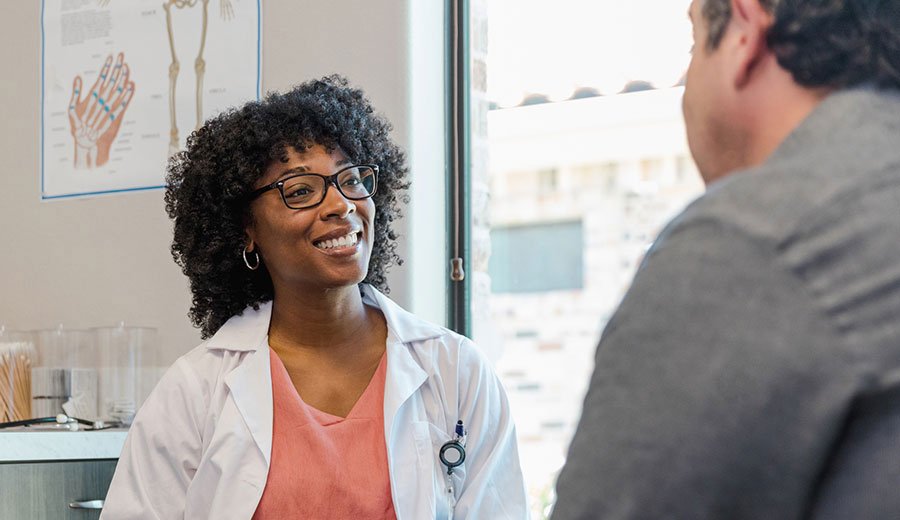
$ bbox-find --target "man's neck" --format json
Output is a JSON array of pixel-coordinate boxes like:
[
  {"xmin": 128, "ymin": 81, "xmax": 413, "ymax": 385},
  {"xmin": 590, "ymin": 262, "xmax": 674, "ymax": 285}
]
[{"xmin": 738, "ymin": 65, "xmax": 830, "ymax": 176}]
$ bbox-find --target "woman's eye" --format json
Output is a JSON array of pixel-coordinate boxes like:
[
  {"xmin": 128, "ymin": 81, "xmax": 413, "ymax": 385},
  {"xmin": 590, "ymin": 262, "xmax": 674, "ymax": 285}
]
[
  {"xmin": 286, "ymin": 187, "xmax": 312, "ymax": 198},
  {"xmin": 342, "ymin": 178, "xmax": 361, "ymax": 187}
]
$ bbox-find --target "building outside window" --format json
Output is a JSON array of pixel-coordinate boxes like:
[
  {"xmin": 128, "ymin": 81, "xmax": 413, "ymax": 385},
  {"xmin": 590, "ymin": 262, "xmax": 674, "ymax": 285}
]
[{"xmin": 465, "ymin": 0, "xmax": 704, "ymax": 516}]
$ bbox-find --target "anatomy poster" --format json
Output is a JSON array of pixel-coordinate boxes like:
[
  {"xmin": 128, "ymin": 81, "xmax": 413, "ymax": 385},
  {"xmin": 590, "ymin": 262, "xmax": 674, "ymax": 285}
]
[{"xmin": 41, "ymin": 0, "xmax": 261, "ymax": 200}]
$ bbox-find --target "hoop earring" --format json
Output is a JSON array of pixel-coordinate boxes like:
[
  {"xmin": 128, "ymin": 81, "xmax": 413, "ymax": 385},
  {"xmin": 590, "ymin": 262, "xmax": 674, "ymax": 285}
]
[{"xmin": 243, "ymin": 245, "xmax": 260, "ymax": 271}]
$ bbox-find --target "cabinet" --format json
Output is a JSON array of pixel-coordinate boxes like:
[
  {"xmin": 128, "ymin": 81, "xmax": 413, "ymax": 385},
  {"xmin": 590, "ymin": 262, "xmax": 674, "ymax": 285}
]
[
  {"xmin": 0, "ymin": 430, "xmax": 126, "ymax": 520},
  {"xmin": 0, "ymin": 459, "xmax": 117, "ymax": 520}
]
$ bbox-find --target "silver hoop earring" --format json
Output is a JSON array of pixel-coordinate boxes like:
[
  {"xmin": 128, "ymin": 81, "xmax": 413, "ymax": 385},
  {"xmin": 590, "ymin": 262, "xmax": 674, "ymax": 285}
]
[{"xmin": 243, "ymin": 245, "xmax": 260, "ymax": 271}]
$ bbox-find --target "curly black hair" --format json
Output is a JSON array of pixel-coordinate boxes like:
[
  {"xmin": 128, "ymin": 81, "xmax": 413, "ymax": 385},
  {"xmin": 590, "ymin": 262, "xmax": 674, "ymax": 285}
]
[
  {"xmin": 702, "ymin": 0, "xmax": 900, "ymax": 90},
  {"xmin": 164, "ymin": 75, "xmax": 409, "ymax": 339}
]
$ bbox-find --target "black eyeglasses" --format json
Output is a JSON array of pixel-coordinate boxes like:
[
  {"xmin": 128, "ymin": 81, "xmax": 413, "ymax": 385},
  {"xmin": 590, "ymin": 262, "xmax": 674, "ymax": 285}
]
[{"xmin": 247, "ymin": 164, "xmax": 378, "ymax": 210}]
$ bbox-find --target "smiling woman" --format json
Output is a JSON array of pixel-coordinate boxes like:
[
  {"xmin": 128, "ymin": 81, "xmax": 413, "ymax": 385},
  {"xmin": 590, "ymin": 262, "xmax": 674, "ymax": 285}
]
[
  {"xmin": 164, "ymin": 76, "xmax": 408, "ymax": 338},
  {"xmin": 99, "ymin": 76, "xmax": 528, "ymax": 519}
]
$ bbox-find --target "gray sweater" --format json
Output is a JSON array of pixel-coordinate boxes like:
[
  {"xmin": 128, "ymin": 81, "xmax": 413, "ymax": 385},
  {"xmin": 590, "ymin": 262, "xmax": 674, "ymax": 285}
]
[{"xmin": 552, "ymin": 87, "xmax": 900, "ymax": 520}]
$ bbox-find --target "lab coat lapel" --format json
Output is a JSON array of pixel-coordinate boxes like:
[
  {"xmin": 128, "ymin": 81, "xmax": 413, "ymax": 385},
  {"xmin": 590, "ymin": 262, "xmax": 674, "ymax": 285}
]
[
  {"xmin": 366, "ymin": 286, "xmax": 447, "ymax": 519},
  {"xmin": 383, "ymin": 335, "xmax": 428, "ymax": 443},
  {"xmin": 383, "ymin": 337, "xmax": 433, "ymax": 520},
  {"xmin": 211, "ymin": 302, "xmax": 274, "ymax": 468},
  {"xmin": 223, "ymin": 347, "xmax": 273, "ymax": 467},
  {"xmin": 366, "ymin": 285, "xmax": 438, "ymax": 442}
]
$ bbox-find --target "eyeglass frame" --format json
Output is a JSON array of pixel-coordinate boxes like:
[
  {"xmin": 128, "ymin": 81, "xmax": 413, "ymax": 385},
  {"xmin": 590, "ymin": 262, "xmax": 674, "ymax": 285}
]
[{"xmin": 246, "ymin": 164, "xmax": 379, "ymax": 209}]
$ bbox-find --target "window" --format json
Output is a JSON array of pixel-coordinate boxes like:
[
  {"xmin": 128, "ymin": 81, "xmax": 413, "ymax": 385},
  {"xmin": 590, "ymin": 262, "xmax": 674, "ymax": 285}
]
[
  {"xmin": 458, "ymin": 0, "xmax": 703, "ymax": 516},
  {"xmin": 489, "ymin": 221, "xmax": 583, "ymax": 293},
  {"xmin": 536, "ymin": 168, "xmax": 558, "ymax": 193}
]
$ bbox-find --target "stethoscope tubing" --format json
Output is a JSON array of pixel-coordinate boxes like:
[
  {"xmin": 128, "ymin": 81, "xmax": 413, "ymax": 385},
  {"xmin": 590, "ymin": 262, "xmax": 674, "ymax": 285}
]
[{"xmin": 0, "ymin": 414, "xmax": 95, "ymax": 429}]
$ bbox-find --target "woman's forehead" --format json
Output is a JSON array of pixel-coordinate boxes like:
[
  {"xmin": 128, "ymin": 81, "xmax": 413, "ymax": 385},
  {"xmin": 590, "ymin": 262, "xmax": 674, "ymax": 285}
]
[
  {"xmin": 257, "ymin": 144, "xmax": 348, "ymax": 184},
  {"xmin": 272, "ymin": 139, "xmax": 344, "ymax": 161}
]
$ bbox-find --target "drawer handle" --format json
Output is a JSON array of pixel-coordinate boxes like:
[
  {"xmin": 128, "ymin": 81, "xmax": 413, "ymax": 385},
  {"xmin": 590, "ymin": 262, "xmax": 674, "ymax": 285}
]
[{"xmin": 69, "ymin": 499, "xmax": 105, "ymax": 510}]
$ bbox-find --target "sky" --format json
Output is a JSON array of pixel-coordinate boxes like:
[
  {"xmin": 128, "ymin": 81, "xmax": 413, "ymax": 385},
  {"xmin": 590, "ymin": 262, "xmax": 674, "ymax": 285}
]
[{"xmin": 486, "ymin": 0, "xmax": 694, "ymax": 106}]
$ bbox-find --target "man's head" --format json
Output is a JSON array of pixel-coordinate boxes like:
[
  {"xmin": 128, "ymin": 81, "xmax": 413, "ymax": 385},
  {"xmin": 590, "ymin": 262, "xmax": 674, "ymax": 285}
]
[{"xmin": 684, "ymin": 0, "xmax": 900, "ymax": 184}]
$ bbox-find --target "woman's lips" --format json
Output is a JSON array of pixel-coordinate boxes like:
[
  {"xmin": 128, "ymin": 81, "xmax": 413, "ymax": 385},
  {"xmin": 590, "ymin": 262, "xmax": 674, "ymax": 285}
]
[{"xmin": 313, "ymin": 231, "xmax": 363, "ymax": 256}]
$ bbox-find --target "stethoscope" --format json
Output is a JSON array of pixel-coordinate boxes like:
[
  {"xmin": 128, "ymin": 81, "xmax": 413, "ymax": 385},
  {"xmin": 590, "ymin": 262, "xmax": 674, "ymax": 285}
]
[
  {"xmin": 0, "ymin": 414, "xmax": 120, "ymax": 431},
  {"xmin": 439, "ymin": 420, "xmax": 466, "ymax": 519}
]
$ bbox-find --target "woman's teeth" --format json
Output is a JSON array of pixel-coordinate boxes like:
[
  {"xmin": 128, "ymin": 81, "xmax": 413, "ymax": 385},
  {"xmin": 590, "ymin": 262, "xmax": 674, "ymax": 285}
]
[{"xmin": 315, "ymin": 232, "xmax": 359, "ymax": 250}]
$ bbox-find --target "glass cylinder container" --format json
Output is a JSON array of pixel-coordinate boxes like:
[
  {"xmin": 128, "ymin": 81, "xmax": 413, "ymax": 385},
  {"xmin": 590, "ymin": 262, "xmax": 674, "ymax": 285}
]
[
  {"xmin": 32, "ymin": 326, "xmax": 95, "ymax": 420},
  {"xmin": 94, "ymin": 324, "xmax": 157, "ymax": 425}
]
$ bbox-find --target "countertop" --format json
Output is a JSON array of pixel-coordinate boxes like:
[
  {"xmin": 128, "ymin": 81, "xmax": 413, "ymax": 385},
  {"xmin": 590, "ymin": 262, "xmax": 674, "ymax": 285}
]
[{"xmin": 0, "ymin": 429, "xmax": 128, "ymax": 462}]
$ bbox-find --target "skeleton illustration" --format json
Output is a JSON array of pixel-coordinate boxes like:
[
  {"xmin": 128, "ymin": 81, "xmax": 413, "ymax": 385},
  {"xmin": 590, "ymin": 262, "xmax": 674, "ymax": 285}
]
[
  {"xmin": 95, "ymin": 0, "xmax": 234, "ymax": 155},
  {"xmin": 163, "ymin": 0, "xmax": 235, "ymax": 155}
]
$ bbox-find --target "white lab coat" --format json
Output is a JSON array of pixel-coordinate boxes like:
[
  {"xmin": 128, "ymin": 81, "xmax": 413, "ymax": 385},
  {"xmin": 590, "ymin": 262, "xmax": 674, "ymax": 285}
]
[{"xmin": 101, "ymin": 285, "xmax": 527, "ymax": 519}]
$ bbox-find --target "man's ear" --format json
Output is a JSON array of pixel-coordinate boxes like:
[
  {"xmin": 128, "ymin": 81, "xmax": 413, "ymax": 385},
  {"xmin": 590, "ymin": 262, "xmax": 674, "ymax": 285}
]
[{"xmin": 728, "ymin": 0, "xmax": 775, "ymax": 90}]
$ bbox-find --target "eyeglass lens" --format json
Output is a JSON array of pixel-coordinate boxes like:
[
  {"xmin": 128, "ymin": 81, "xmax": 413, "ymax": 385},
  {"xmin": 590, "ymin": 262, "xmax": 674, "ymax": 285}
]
[{"xmin": 282, "ymin": 166, "xmax": 376, "ymax": 208}]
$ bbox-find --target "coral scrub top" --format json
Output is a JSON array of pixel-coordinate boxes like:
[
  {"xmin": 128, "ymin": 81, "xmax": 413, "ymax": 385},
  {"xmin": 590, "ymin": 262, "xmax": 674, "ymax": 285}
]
[{"xmin": 252, "ymin": 348, "xmax": 396, "ymax": 519}]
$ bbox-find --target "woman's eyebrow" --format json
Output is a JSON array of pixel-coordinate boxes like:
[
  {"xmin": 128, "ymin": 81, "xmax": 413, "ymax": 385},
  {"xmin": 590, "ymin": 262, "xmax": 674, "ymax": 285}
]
[
  {"xmin": 275, "ymin": 166, "xmax": 310, "ymax": 180},
  {"xmin": 275, "ymin": 159, "xmax": 353, "ymax": 180}
]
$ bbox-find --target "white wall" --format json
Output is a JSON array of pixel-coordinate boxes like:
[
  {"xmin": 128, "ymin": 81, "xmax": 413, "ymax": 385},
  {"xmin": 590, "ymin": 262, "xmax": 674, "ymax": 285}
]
[{"xmin": 0, "ymin": 0, "xmax": 446, "ymax": 366}]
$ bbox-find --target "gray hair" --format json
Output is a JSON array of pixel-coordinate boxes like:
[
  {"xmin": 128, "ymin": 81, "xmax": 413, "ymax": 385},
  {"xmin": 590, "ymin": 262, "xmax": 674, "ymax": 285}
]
[{"xmin": 702, "ymin": 0, "xmax": 780, "ymax": 50}]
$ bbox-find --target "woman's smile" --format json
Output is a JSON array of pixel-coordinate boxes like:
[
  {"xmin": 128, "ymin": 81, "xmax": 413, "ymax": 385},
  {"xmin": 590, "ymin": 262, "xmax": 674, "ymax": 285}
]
[{"xmin": 313, "ymin": 229, "xmax": 363, "ymax": 255}]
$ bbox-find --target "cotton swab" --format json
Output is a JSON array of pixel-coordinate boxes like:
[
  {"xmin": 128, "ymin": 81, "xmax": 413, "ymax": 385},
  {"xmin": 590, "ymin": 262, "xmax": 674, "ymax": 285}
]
[
  {"xmin": 14, "ymin": 354, "xmax": 33, "ymax": 420},
  {"xmin": 0, "ymin": 343, "xmax": 36, "ymax": 421}
]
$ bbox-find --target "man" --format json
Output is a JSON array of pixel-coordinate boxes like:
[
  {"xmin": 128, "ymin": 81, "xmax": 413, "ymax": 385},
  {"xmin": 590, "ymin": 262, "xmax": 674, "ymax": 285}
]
[{"xmin": 552, "ymin": 0, "xmax": 900, "ymax": 518}]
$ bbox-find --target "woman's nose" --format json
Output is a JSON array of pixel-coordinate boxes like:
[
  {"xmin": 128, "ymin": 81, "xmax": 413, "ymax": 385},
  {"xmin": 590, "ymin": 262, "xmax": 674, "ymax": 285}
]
[{"xmin": 319, "ymin": 182, "xmax": 355, "ymax": 219}]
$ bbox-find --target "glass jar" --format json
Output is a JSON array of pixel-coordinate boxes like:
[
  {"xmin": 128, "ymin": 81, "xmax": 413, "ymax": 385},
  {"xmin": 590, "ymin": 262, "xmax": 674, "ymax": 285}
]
[
  {"xmin": 33, "ymin": 326, "xmax": 95, "ymax": 420},
  {"xmin": 94, "ymin": 324, "xmax": 157, "ymax": 425}
]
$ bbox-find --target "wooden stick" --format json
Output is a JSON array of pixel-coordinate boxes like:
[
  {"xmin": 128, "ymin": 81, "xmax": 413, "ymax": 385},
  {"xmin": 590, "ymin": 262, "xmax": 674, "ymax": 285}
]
[
  {"xmin": 0, "ymin": 352, "xmax": 11, "ymax": 421},
  {"xmin": 0, "ymin": 354, "xmax": 9, "ymax": 421},
  {"xmin": 13, "ymin": 355, "xmax": 23, "ymax": 420},
  {"xmin": 14, "ymin": 353, "xmax": 29, "ymax": 420},
  {"xmin": 23, "ymin": 358, "xmax": 32, "ymax": 419},
  {"xmin": 11, "ymin": 354, "xmax": 19, "ymax": 420},
  {"xmin": 7, "ymin": 346, "xmax": 31, "ymax": 421}
]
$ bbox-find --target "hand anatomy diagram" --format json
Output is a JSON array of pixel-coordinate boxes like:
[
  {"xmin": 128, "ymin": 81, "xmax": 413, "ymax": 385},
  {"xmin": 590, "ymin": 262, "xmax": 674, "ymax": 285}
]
[
  {"xmin": 164, "ymin": 0, "xmax": 234, "ymax": 155},
  {"xmin": 67, "ymin": 53, "xmax": 135, "ymax": 169}
]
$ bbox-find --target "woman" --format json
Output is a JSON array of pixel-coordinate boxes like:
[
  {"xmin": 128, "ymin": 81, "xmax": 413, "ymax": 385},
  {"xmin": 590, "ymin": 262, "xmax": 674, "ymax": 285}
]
[{"xmin": 101, "ymin": 76, "xmax": 527, "ymax": 519}]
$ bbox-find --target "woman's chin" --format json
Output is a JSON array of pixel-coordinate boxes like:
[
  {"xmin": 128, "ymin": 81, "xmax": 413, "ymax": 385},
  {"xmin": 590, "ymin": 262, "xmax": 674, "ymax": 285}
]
[{"xmin": 316, "ymin": 269, "xmax": 369, "ymax": 291}]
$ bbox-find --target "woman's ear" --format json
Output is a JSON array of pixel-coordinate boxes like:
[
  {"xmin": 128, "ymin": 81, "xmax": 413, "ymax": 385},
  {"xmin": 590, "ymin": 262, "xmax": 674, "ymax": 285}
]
[
  {"xmin": 243, "ymin": 211, "xmax": 258, "ymax": 251},
  {"xmin": 244, "ymin": 232, "xmax": 257, "ymax": 253},
  {"xmin": 242, "ymin": 233, "xmax": 261, "ymax": 271}
]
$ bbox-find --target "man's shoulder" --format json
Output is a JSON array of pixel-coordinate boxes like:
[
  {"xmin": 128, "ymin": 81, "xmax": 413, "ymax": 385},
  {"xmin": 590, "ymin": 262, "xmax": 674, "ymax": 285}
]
[
  {"xmin": 675, "ymin": 156, "xmax": 899, "ymax": 255},
  {"xmin": 672, "ymin": 87, "xmax": 900, "ymax": 249}
]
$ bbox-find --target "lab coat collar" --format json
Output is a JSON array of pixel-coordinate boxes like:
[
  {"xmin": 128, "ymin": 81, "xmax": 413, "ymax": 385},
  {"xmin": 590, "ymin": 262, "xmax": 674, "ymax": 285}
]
[
  {"xmin": 207, "ymin": 284, "xmax": 445, "ymax": 467},
  {"xmin": 204, "ymin": 301, "xmax": 272, "ymax": 352},
  {"xmin": 360, "ymin": 284, "xmax": 445, "ymax": 344},
  {"xmin": 203, "ymin": 284, "xmax": 445, "ymax": 352}
]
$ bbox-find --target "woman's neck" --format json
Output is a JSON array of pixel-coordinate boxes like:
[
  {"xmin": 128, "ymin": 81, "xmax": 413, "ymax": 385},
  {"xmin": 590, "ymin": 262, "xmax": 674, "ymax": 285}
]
[{"xmin": 268, "ymin": 284, "xmax": 372, "ymax": 353}]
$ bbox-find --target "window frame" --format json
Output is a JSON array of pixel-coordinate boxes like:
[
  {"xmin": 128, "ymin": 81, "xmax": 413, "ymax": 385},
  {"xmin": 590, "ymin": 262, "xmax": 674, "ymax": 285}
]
[{"xmin": 447, "ymin": 0, "xmax": 472, "ymax": 336}]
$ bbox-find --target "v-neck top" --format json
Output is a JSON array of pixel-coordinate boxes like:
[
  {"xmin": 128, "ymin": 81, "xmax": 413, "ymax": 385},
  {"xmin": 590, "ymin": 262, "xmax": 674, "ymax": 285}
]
[{"xmin": 251, "ymin": 348, "xmax": 397, "ymax": 519}]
